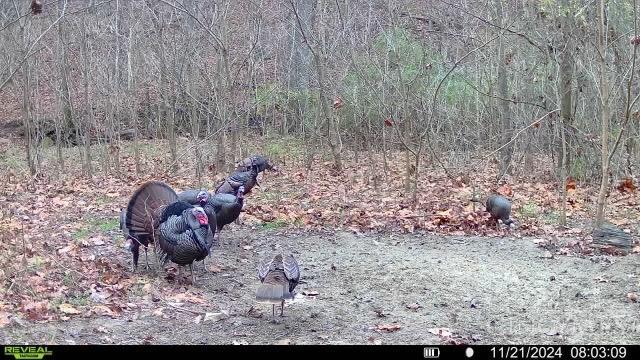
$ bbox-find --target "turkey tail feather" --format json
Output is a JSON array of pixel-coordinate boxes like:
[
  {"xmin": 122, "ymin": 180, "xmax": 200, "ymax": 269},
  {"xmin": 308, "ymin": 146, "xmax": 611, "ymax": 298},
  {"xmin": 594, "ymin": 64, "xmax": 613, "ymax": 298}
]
[
  {"xmin": 255, "ymin": 284, "xmax": 287, "ymax": 304},
  {"xmin": 125, "ymin": 181, "xmax": 178, "ymax": 242}
]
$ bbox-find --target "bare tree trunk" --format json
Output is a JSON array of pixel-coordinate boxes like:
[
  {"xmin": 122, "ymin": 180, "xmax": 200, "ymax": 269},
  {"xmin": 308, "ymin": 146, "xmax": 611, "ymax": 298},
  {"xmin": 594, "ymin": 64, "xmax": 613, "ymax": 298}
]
[
  {"xmin": 290, "ymin": 0, "xmax": 342, "ymax": 172},
  {"xmin": 287, "ymin": 0, "xmax": 313, "ymax": 131},
  {"xmin": 55, "ymin": 1, "xmax": 71, "ymax": 172},
  {"xmin": 22, "ymin": 60, "xmax": 36, "ymax": 176},
  {"xmin": 494, "ymin": 0, "xmax": 513, "ymax": 178},
  {"xmin": 81, "ymin": 17, "xmax": 93, "ymax": 178},
  {"xmin": 558, "ymin": 4, "xmax": 574, "ymax": 227},
  {"xmin": 126, "ymin": 11, "xmax": 140, "ymax": 175},
  {"xmin": 594, "ymin": 0, "xmax": 610, "ymax": 227}
]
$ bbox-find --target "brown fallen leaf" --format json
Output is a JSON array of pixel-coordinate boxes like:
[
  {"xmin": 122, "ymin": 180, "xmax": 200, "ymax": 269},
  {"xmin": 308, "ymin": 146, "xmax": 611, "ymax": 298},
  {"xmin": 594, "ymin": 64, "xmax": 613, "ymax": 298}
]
[
  {"xmin": 0, "ymin": 312, "xmax": 11, "ymax": 328},
  {"xmin": 376, "ymin": 323, "xmax": 401, "ymax": 333},
  {"xmin": 626, "ymin": 292, "xmax": 638, "ymax": 303},
  {"xmin": 170, "ymin": 292, "xmax": 206, "ymax": 304},
  {"xmin": 204, "ymin": 311, "xmax": 229, "ymax": 322},
  {"xmin": 428, "ymin": 327, "xmax": 452, "ymax": 337},
  {"xmin": 207, "ymin": 265, "xmax": 224, "ymax": 273},
  {"xmin": 405, "ymin": 303, "xmax": 422, "ymax": 311},
  {"xmin": 59, "ymin": 303, "xmax": 81, "ymax": 315}
]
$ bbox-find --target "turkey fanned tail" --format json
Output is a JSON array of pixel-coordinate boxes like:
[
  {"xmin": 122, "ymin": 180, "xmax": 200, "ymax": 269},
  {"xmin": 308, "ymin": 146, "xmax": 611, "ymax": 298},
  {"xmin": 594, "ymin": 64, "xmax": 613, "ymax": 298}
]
[{"xmin": 256, "ymin": 254, "xmax": 300, "ymax": 318}]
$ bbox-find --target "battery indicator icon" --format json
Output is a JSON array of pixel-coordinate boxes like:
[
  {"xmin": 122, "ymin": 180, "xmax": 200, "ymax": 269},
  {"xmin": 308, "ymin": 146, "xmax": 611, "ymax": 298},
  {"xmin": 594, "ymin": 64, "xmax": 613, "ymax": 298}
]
[{"xmin": 423, "ymin": 347, "xmax": 440, "ymax": 358}]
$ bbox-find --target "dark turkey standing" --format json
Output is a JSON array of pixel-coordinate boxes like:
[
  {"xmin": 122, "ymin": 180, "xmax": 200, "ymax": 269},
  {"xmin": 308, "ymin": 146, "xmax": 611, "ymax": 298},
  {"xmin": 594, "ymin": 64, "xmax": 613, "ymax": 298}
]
[
  {"xmin": 256, "ymin": 254, "xmax": 300, "ymax": 320},
  {"xmin": 215, "ymin": 164, "xmax": 259, "ymax": 196},
  {"xmin": 124, "ymin": 181, "xmax": 213, "ymax": 284},
  {"xmin": 485, "ymin": 194, "xmax": 514, "ymax": 229},
  {"xmin": 176, "ymin": 189, "xmax": 218, "ymax": 268},
  {"xmin": 177, "ymin": 187, "xmax": 244, "ymax": 246},
  {"xmin": 210, "ymin": 186, "xmax": 245, "ymax": 245},
  {"xmin": 177, "ymin": 189, "xmax": 218, "ymax": 245},
  {"xmin": 235, "ymin": 154, "xmax": 278, "ymax": 173}
]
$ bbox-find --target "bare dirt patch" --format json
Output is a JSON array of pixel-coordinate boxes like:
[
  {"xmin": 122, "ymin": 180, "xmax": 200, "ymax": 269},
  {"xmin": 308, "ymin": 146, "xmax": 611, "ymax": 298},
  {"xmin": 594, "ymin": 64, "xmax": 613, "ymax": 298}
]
[{"xmin": 3, "ymin": 229, "xmax": 638, "ymax": 345}]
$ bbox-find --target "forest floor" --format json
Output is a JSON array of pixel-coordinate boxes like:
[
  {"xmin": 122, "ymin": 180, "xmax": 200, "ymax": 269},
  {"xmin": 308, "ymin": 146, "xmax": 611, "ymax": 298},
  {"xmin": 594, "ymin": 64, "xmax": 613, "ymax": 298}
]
[
  {"xmin": 1, "ymin": 138, "xmax": 639, "ymax": 344},
  {"xmin": 2, "ymin": 229, "xmax": 639, "ymax": 345}
]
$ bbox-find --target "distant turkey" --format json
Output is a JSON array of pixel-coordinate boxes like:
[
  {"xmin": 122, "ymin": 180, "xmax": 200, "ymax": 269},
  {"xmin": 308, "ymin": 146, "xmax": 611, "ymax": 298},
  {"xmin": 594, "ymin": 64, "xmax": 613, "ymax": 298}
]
[
  {"xmin": 256, "ymin": 254, "xmax": 300, "ymax": 319},
  {"xmin": 485, "ymin": 194, "xmax": 514, "ymax": 229},
  {"xmin": 124, "ymin": 181, "xmax": 213, "ymax": 284},
  {"xmin": 235, "ymin": 154, "xmax": 278, "ymax": 173},
  {"xmin": 120, "ymin": 208, "xmax": 151, "ymax": 271},
  {"xmin": 178, "ymin": 187, "xmax": 244, "ymax": 247},
  {"xmin": 215, "ymin": 163, "xmax": 259, "ymax": 196}
]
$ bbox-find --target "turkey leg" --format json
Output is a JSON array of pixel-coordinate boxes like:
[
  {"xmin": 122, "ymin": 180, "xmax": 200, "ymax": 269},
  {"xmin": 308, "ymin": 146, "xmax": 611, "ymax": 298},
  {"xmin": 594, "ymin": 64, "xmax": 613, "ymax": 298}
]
[
  {"xmin": 190, "ymin": 263, "xmax": 195, "ymax": 284},
  {"xmin": 144, "ymin": 247, "xmax": 149, "ymax": 270}
]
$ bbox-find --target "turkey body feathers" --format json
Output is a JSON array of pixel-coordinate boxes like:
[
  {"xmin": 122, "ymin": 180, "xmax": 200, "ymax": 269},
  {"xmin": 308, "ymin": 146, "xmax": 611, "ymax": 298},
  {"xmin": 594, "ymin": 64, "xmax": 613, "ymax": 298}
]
[
  {"xmin": 176, "ymin": 189, "xmax": 218, "ymax": 248},
  {"xmin": 177, "ymin": 189, "xmax": 208, "ymax": 204},
  {"xmin": 211, "ymin": 192, "xmax": 243, "ymax": 230},
  {"xmin": 157, "ymin": 210, "xmax": 210, "ymax": 266},
  {"xmin": 235, "ymin": 155, "xmax": 275, "ymax": 173},
  {"xmin": 256, "ymin": 254, "xmax": 300, "ymax": 303},
  {"xmin": 486, "ymin": 195, "xmax": 513, "ymax": 225},
  {"xmin": 215, "ymin": 166, "xmax": 258, "ymax": 195}
]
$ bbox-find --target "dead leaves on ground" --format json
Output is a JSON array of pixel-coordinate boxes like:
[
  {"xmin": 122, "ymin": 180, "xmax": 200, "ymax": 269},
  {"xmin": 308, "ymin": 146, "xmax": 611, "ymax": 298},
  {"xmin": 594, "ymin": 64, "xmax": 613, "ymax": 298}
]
[
  {"xmin": 1, "ymin": 147, "xmax": 639, "ymax": 324},
  {"xmin": 374, "ymin": 323, "xmax": 402, "ymax": 333}
]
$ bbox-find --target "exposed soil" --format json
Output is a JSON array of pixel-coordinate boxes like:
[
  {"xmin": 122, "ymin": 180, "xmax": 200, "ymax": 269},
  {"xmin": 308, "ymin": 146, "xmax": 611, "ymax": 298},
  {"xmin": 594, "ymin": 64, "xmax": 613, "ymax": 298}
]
[{"xmin": 2, "ymin": 229, "xmax": 639, "ymax": 345}]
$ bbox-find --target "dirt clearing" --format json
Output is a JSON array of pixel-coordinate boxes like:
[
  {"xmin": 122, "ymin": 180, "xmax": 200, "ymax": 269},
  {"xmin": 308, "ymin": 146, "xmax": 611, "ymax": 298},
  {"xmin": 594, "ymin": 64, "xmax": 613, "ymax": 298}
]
[{"xmin": 2, "ymin": 230, "xmax": 638, "ymax": 345}]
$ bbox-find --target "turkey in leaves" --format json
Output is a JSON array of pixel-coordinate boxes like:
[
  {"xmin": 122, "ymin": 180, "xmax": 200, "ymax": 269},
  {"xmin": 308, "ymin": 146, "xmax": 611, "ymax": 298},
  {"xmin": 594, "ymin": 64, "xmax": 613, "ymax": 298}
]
[{"xmin": 485, "ymin": 194, "xmax": 514, "ymax": 229}]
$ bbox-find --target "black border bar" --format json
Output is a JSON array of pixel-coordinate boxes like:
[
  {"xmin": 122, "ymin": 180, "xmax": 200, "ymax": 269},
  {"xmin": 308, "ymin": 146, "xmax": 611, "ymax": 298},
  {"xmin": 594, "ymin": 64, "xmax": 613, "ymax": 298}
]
[{"xmin": 2, "ymin": 345, "xmax": 639, "ymax": 360}]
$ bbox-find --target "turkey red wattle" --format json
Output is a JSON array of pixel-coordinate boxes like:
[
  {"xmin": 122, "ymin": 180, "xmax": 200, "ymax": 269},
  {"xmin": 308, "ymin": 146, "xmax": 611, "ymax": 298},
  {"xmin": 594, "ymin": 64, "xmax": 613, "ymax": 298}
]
[{"xmin": 195, "ymin": 212, "xmax": 208, "ymax": 225}]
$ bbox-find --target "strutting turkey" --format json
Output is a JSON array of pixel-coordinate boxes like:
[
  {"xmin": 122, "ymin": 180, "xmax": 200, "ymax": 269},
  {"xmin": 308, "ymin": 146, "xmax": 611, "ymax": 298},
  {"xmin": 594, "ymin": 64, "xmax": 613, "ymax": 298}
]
[
  {"xmin": 485, "ymin": 194, "xmax": 514, "ymax": 229},
  {"xmin": 177, "ymin": 186, "xmax": 245, "ymax": 247},
  {"xmin": 235, "ymin": 154, "xmax": 278, "ymax": 173},
  {"xmin": 124, "ymin": 181, "xmax": 213, "ymax": 284},
  {"xmin": 215, "ymin": 163, "xmax": 259, "ymax": 196},
  {"xmin": 256, "ymin": 254, "xmax": 300, "ymax": 320}
]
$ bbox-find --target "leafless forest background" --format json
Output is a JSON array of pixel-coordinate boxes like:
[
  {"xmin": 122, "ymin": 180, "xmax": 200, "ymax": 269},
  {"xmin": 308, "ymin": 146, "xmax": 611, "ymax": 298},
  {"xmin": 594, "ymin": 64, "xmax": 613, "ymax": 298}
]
[
  {"xmin": 0, "ymin": 0, "xmax": 639, "ymax": 340},
  {"xmin": 2, "ymin": 0, "xmax": 639, "ymax": 223}
]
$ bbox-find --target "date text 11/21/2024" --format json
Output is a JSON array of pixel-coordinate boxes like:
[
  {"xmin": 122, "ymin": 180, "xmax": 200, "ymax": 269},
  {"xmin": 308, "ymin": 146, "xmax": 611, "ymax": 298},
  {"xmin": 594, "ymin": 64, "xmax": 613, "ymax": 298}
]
[{"xmin": 488, "ymin": 346, "xmax": 627, "ymax": 359}]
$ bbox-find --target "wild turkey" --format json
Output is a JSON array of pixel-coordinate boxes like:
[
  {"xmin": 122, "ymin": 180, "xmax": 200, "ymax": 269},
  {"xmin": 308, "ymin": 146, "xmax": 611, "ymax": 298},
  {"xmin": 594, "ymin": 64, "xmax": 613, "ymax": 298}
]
[
  {"xmin": 215, "ymin": 164, "xmax": 259, "ymax": 196},
  {"xmin": 176, "ymin": 189, "xmax": 218, "ymax": 261},
  {"xmin": 210, "ymin": 186, "xmax": 245, "ymax": 245},
  {"xmin": 120, "ymin": 208, "xmax": 151, "ymax": 271},
  {"xmin": 177, "ymin": 187, "xmax": 244, "ymax": 245},
  {"xmin": 177, "ymin": 189, "xmax": 218, "ymax": 242},
  {"xmin": 485, "ymin": 194, "xmax": 514, "ymax": 229},
  {"xmin": 256, "ymin": 254, "xmax": 300, "ymax": 320},
  {"xmin": 235, "ymin": 154, "xmax": 278, "ymax": 173},
  {"xmin": 124, "ymin": 181, "xmax": 213, "ymax": 284},
  {"xmin": 177, "ymin": 189, "xmax": 209, "ymax": 204}
]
